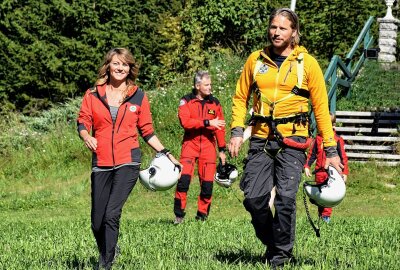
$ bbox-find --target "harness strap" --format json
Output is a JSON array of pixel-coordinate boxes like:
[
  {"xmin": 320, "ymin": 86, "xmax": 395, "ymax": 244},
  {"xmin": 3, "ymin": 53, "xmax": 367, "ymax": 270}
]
[
  {"xmin": 252, "ymin": 53, "xmax": 308, "ymax": 117},
  {"xmin": 303, "ymin": 186, "xmax": 321, "ymax": 237},
  {"xmin": 248, "ymin": 113, "xmax": 313, "ymax": 150}
]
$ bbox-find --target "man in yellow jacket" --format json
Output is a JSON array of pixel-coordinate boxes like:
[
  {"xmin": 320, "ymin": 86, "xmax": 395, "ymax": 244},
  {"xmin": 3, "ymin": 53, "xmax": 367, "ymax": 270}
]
[{"xmin": 228, "ymin": 8, "xmax": 343, "ymax": 269}]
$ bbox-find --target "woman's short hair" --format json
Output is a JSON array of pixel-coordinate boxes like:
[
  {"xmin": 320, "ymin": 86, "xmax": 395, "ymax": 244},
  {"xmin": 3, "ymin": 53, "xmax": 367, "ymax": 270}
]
[
  {"xmin": 268, "ymin": 8, "xmax": 301, "ymax": 46},
  {"xmin": 96, "ymin": 48, "xmax": 139, "ymax": 86}
]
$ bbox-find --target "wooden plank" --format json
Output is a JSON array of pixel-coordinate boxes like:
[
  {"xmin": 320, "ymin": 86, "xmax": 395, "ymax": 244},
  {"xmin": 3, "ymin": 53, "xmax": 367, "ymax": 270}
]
[
  {"xmin": 349, "ymin": 160, "xmax": 400, "ymax": 166},
  {"xmin": 346, "ymin": 152, "xmax": 400, "ymax": 160},
  {"xmin": 344, "ymin": 145, "xmax": 394, "ymax": 151},
  {"xmin": 341, "ymin": 135, "xmax": 400, "ymax": 142},
  {"xmin": 336, "ymin": 118, "xmax": 400, "ymax": 124},
  {"xmin": 336, "ymin": 111, "xmax": 400, "ymax": 117},
  {"xmin": 335, "ymin": 127, "xmax": 398, "ymax": 133}
]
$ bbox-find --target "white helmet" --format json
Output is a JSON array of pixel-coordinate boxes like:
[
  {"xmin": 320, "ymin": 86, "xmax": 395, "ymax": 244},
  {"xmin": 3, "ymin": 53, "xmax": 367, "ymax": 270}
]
[
  {"xmin": 214, "ymin": 162, "xmax": 238, "ymax": 188},
  {"xmin": 139, "ymin": 153, "xmax": 181, "ymax": 191},
  {"xmin": 304, "ymin": 166, "xmax": 346, "ymax": 207}
]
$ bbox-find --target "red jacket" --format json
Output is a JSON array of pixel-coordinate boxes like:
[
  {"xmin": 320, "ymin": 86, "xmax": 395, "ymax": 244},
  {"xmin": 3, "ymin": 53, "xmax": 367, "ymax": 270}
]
[
  {"xmin": 77, "ymin": 84, "xmax": 155, "ymax": 167},
  {"xmin": 305, "ymin": 130, "xmax": 349, "ymax": 175},
  {"xmin": 179, "ymin": 93, "xmax": 226, "ymax": 152}
]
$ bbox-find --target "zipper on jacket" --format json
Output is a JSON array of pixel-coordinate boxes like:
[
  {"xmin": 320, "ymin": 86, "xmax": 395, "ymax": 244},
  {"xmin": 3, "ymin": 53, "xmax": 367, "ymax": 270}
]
[
  {"xmin": 116, "ymin": 105, "xmax": 127, "ymax": 133},
  {"xmin": 199, "ymin": 100, "xmax": 205, "ymax": 153},
  {"xmin": 283, "ymin": 62, "xmax": 293, "ymax": 83}
]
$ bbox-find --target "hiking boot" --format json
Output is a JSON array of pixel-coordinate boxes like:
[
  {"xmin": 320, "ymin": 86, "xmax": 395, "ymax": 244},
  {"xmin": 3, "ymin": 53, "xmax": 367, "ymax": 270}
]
[
  {"xmin": 195, "ymin": 214, "xmax": 207, "ymax": 221},
  {"xmin": 269, "ymin": 256, "xmax": 297, "ymax": 269},
  {"xmin": 96, "ymin": 254, "xmax": 106, "ymax": 270},
  {"xmin": 322, "ymin": 216, "xmax": 331, "ymax": 223},
  {"xmin": 262, "ymin": 248, "xmax": 273, "ymax": 264},
  {"xmin": 174, "ymin": 216, "xmax": 184, "ymax": 225}
]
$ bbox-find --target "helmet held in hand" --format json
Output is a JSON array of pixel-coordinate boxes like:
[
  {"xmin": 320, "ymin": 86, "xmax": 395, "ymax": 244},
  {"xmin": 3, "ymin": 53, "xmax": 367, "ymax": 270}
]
[
  {"xmin": 214, "ymin": 162, "xmax": 238, "ymax": 188},
  {"xmin": 139, "ymin": 153, "xmax": 181, "ymax": 191},
  {"xmin": 304, "ymin": 165, "xmax": 346, "ymax": 207}
]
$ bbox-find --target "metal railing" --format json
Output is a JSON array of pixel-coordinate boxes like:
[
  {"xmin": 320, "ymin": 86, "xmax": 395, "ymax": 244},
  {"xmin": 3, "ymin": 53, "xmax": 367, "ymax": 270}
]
[{"xmin": 309, "ymin": 16, "xmax": 375, "ymax": 135}]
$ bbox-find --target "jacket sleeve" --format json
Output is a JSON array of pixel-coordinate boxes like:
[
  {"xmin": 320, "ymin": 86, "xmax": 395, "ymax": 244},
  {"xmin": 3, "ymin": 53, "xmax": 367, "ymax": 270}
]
[
  {"xmin": 178, "ymin": 99, "xmax": 206, "ymax": 129},
  {"xmin": 306, "ymin": 55, "xmax": 336, "ymax": 148},
  {"xmin": 231, "ymin": 51, "xmax": 258, "ymax": 130},
  {"xmin": 77, "ymin": 90, "xmax": 93, "ymax": 134},
  {"xmin": 337, "ymin": 136, "xmax": 349, "ymax": 175},
  {"xmin": 215, "ymin": 103, "xmax": 226, "ymax": 150},
  {"xmin": 305, "ymin": 138, "xmax": 318, "ymax": 168},
  {"xmin": 137, "ymin": 93, "xmax": 155, "ymax": 142}
]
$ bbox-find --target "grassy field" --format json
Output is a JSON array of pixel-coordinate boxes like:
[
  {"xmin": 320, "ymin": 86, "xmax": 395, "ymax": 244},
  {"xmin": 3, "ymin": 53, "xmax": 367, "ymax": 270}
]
[{"xmin": 1, "ymin": 56, "xmax": 399, "ymax": 269}]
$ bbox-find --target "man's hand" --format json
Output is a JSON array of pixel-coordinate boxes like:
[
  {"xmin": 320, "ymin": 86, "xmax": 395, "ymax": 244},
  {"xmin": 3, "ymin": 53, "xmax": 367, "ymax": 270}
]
[
  {"xmin": 304, "ymin": 167, "xmax": 312, "ymax": 177},
  {"xmin": 229, "ymin": 136, "xmax": 243, "ymax": 158},
  {"xmin": 209, "ymin": 117, "xmax": 225, "ymax": 130},
  {"xmin": 324, "ymin": 155, "xmax": 344, "ymax": 174}
]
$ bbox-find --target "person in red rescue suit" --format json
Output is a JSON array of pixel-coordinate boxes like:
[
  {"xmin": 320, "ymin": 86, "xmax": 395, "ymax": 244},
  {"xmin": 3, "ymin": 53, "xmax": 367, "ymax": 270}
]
[
  {"xmin": 173, "ymin": 71, "xmax": 226, "ymax": 224},
  {"xmin": 304, "ymin": 113, "xmax": 349, "ymax": 222},
  {"xmin": 77, "ymin": 48, "xmax": 181, "ymax": 270},
  {"xmin": 228, "ymin": 8, "xmax": 344, "ymax": 269}
]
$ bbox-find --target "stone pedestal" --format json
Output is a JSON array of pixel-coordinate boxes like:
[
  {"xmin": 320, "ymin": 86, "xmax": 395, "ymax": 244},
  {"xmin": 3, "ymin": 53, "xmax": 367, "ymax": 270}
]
[{"xmin": 377, "ymin": 17, "xmax": 399, "ymax": 62}]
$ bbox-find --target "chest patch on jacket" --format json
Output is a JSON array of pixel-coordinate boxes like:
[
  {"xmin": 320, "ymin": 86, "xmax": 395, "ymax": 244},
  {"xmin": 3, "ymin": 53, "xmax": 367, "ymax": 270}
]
[
  {"xmin": 208, "ymin": 109, "xmax": 215, "ymax": 115},
  {"xmin": 258, "ymin": 64, "xmax": 269, "ymax": 74},
  {"xmin": 129, "ymin": 105, "xmax": 137, "ymax": 112}
]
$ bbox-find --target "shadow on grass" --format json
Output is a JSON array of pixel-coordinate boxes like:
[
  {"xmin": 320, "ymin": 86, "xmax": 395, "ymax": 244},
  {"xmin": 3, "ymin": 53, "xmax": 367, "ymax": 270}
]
[
  {"xmin": 65, "ymin": 255, "xmax": 98, "ymax": 270},
  {"xmin": 214, "ymin": 249, "xmax": 263, "ymax": 265}
]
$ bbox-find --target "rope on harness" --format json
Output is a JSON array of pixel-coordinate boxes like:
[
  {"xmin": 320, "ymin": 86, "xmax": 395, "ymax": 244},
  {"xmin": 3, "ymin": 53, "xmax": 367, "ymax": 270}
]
[{"xmin": 302, "ymin": 185, "xmax": 321, "ymax": 237}]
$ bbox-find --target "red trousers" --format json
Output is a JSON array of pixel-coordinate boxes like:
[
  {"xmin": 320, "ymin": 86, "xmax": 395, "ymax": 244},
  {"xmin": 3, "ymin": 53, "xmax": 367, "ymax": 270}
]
[
  {"xmin": 174, "ymin": 141, "xmax": 216, "ymax": 218},
  {"xmin": 315, "ymin": 172, "xmax": 332, "ymax": 217}
]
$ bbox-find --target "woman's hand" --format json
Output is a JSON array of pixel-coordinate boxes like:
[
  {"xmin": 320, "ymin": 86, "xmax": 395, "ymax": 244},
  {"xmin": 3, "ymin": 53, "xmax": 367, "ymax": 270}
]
[
  {"xmin": 83, "ymin": 135, "xmax": 97, "ymax": 152},
  {"xmin": 167, "ymin": 153, "xmax": 183, "ymax": 177}
]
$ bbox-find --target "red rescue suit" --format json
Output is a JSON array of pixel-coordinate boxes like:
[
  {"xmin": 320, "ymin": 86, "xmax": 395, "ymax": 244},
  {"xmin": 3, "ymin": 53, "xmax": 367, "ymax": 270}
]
[
  {"xmin": 174, "ymin": 93, "xmax": 226, "ymax": 218},
  {"xmin": 305, "ymin": 130, "xmax": 349, "ymax": 217}
]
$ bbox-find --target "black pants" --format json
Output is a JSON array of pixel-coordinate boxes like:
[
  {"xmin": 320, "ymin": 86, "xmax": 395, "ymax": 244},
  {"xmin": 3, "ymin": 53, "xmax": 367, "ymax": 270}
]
[
  {"xmin": 240, "ymin": 137, "xmax": 306, "ymax": 266},
  {"xmin": 91, "ymin": 165, "xmax": 139, "ymax": 267}
]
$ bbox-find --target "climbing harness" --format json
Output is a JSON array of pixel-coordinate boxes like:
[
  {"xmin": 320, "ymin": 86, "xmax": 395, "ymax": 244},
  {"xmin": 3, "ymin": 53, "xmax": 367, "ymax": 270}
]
[{"xmin": 248, "ymin": 52, "xmax": 313, "ymax": 150}]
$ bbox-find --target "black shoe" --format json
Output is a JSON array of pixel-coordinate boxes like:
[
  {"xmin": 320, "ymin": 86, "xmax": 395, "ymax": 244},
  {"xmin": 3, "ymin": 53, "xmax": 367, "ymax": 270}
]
[
  {"xmin": 269, "ymin": 256, "xmax": 296, "ymax": 269},
  {"xmin": 174, "ymin": 216, "xmax": 184, "ymax": 225},
  {"xmin": 195, "ymin": 214, "xmax": 207, "ymax": 221},
  {"xmin": 263, "ymin": 248, "xmax": 273, "ymax": 264}
]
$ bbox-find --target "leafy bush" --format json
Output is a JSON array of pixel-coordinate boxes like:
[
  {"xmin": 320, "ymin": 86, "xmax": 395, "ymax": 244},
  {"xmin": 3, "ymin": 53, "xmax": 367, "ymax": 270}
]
[{"xmin": 1, "ymin": 0, "xmax": 397, "ymax": 113}]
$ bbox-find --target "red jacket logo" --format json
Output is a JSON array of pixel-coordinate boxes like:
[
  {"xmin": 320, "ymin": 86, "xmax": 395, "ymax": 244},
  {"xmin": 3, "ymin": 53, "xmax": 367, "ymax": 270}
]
[
  {"xmin": 129, "ymin": 105, "xmax": 137, "ymax": 112},
  {"xmin": 208, "ymin": 109, "xmax": 215, "ymax": 115}
]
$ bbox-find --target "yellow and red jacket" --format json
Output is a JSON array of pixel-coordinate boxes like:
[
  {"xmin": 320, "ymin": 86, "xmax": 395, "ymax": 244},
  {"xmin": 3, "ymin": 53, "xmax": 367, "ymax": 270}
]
[
  {"xmin": 77, "ymin": 84, "xmax": 155, "ymax": 167},
  {"xmin": 231, "ymin": 45, "xmax": 336, "ymax": 147}
]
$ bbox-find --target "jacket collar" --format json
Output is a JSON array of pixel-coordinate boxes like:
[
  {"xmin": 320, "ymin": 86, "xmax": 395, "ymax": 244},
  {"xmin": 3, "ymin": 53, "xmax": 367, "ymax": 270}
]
[{"xmin": 260, "ymin": 45, "xmax": 308, "ymax": 63}]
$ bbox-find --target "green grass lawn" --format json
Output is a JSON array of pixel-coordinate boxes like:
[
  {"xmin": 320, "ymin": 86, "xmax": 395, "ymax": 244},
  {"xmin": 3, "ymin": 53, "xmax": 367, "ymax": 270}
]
[{"xmin": 1, "ymin": 56, "xmax": 399, "ymax": 269}]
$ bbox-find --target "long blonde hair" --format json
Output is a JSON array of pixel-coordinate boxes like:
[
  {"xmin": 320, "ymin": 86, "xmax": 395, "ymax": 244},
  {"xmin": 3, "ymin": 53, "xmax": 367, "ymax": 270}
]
[
  {"xmin": 95, "ymin": 48, "xmax": 139, "ymax": 95},
  {"xmin": 268, "ymin": 8, "xmax": 301, "ymax": 47}
]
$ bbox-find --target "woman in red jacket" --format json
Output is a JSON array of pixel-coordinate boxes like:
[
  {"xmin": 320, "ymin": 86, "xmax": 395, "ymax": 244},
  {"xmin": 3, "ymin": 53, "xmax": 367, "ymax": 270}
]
[
  {"xmin": 77, "ymin": 48, "xmax": 180, "ymax": 270},
  {"xmin": 304, "ymin": 113, "xmax": 349, "ymax": 223}
]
